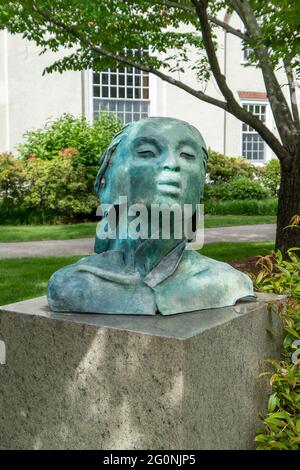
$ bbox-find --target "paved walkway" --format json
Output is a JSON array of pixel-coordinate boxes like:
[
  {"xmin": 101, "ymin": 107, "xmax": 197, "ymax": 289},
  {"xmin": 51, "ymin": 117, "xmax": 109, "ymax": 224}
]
[{"xmin": 0, "ymin": 224, "xmax": 276, "ymax": 259}]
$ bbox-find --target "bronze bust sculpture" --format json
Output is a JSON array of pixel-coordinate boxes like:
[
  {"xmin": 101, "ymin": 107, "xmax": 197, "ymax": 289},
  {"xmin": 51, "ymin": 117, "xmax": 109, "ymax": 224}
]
[{"xmin": 48, "ymin": 117, "xmax": 254, "ymax": 315}]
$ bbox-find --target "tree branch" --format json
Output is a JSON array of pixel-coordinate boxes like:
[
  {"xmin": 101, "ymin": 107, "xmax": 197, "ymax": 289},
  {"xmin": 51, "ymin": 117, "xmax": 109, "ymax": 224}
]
[
  {"xmin": 191, "ymin": 0, "xmax": 289, "ymax": 161},
  {"xmin": 157, "ymin": 0, "xmax": 247, "ymax": 40},
  {"xmin": 33, "ymin": 4, "xmax": 228, "ymax": 111},
  {"xmin": 33, "ymin": 2, "xmax": 289, "ymax": 162},
  {"xmin": 230, "ymin": 0, "xmax": 299, "ymax": 154},
  {"xmin": 283, "ymin": 58, "xmax": 300, "ymax": 128}
]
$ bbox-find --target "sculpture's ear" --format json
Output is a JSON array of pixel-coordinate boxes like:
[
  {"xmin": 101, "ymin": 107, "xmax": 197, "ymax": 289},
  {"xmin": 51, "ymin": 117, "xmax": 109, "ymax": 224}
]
[
  {"xmin": 94, "ymin": 134, "xmax": 125, "ymax": 195},
  {"xmin": 94, "ymin": 145, "xmax": 116, "ymax": 195},
  {"xmin": 202, "ymin": 146, "xmax": 208, "ymax": 172},
  {"xmin": 199, "ymin": 146, "xmax": 208, "ymax": 202}
]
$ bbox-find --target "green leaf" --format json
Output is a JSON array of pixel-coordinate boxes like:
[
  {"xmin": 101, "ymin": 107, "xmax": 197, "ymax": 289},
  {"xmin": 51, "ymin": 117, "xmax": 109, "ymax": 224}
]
[{"xmin": 268, "ymin": 393, "xmax": 278, "ymax": 412}]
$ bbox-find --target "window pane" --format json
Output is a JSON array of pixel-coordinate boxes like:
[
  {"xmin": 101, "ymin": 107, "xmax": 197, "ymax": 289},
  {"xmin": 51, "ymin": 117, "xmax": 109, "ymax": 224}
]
[
  {"xmin": 93, "ymin": 73, "xmax": 100, "ymax": 84},
  {"xmin": 102, "ymin": 74, "xmax": 108, "ymax": 85},
  {"xmin": 93, "ymin": 86, "xmax": 100, "ymax": 97},
  {"xmin": 102, "ymin": 87, "xmax": 109, "ymax": 98}
]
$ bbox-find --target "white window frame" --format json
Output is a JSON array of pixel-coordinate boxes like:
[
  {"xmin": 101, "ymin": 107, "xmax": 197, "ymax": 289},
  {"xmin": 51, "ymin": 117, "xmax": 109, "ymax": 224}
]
[
  {"xmin": 240, "ymin": 99, "xmax": 272, "ymax": 164},
  {"xmin": 240, "ymin": 24, "xmax": 254, "ymax": 65},
  {"xmin": 240, "ymin": 45, "xmax": 253, "ymax": 65},
  {"xmin": 88, "ymin": 66, "xmax": 157, "ymax": 124}
]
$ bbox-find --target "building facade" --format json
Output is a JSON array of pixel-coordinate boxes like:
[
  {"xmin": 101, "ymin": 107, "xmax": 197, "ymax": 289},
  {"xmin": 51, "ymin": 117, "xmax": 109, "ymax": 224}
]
[{"xmin": 0, "ymin": 12, "xmax": 296, "ymax": 164}]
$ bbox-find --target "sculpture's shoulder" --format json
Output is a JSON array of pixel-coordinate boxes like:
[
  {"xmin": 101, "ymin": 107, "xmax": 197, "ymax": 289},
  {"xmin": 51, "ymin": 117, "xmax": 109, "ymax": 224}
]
[
  {"xmin": 47, "ymin": 252, "xmax": 155, "ymax": 315},
  {"xmin": 153, "ymin": 249, "xmax": 254, "ymax": 315}
]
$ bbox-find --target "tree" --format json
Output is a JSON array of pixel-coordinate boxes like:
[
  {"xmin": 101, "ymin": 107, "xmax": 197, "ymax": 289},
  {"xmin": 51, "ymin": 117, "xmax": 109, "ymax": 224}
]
[{"xmin": 0, "ymin": 0, "xmax": 299, "ymax": 252}]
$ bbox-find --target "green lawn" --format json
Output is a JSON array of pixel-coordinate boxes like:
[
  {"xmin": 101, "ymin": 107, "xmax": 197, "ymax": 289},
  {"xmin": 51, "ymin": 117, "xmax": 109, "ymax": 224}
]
[
  {"xmin": 0, "ymin": 223, "xmax": 97, "ymax": 243},
  {"xmin": 0, "ymin": 241, "xmax": 274, "ymax": 306},
  {"xmin": 204, "ymin": 215, "xmax": 276, "ymax": 228},
  {"xmin": 0, "ymin": 256, "xmax": 81, "ymax": 306},
  {"xmin": 0, "ymin": 215, "xmax": 276, "ymax": 243},
  {"xmin": 199, "ymin": 241, "xmax": 274, "ymax": 262}
]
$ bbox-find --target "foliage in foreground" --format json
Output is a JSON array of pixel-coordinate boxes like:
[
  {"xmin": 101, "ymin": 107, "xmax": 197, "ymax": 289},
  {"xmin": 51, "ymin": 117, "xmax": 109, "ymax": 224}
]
[{"xmin": 254, "ymin": 247, "xmax": 300, "ymax": 450}]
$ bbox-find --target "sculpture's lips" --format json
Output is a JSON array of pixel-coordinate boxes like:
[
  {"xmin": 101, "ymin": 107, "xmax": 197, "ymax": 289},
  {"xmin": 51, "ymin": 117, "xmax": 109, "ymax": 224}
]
[{"xmin": 157, "ymin": 178, "xmax": 181, "ymax": 195}]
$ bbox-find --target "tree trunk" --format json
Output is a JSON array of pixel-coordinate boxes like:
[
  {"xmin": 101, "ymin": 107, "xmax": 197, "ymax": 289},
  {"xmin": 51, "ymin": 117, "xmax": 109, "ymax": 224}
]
[{"xmin": 275, "ymin": 155, "xmax": 300, "ymax": 253}]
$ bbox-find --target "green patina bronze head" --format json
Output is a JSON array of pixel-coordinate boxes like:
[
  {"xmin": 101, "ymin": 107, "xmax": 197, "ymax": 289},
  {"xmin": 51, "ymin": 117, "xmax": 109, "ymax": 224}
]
[
  {"xmin": 47, "ymin": 117, "xmax": 254, "ymax": 316},
  {"xmin": 95, "ymin": 117, "xmax": 208, "ymax": 209}
]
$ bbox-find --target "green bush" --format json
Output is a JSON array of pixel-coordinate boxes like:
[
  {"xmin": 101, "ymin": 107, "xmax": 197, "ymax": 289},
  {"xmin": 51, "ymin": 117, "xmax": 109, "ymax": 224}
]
[
  {"xmin": 257, "ymin": 158, "xmax": 281, "ymax": 196},
  {"xmin": 254, "ymin": 249, "xmax": 300, "ymax": 450},
  {"xmin": 0, "ymin": 114, "xmax": 123, "ymax": 224},
  {"xmin": 23, "ymin": 155, "xmax": 98, "ymax": 222},
  {"xmin": 0, "ymin": 152, "xmax": 27, "ymax": 203},
  {"xmin": 0, "ymin": 152, "xmax": 99, "ymax": 224},
  {"xmin": 207, "ymin": 149, "xmax": 257, "ymax": 183},
  {"xmin": 204, "ymin": 198, "xmax": 278, "ymax": 215},
  {"xmin": 204, "ymin": 177, "xmax": 271, "ymax": 201},
  {"xmin": 17, "ymin": 112, "xmax": 123, "ymax": 185}
]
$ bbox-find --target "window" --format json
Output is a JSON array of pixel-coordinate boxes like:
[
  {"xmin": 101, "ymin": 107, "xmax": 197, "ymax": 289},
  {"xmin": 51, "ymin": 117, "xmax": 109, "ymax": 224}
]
[
  {"xmin": 240, "ymin": 25, "xmax": 254, "ymax": 64},
  {"xmin": 242, "ymin": 46, "xmax": 252, "ymax": 63},
  {"xmin": 92, "ymin": 59, "xmax": 150, "ymax": 124},
  {"xmin": 241, "ymin": 103, "xmax": 267, "ymax": 161}
]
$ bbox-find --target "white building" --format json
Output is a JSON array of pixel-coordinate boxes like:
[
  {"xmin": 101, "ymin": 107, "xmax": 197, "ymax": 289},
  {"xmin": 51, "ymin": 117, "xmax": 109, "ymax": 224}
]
[{"xmin": 0, "ymin": 12, "xmax": 295, "ymax": 164}]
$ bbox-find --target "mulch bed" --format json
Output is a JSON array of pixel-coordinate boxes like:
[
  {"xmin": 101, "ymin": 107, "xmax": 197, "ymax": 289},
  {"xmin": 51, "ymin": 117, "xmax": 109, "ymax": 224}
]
[{"xmin": 230, "ymin": 256, "xmax": 260, "ymax": 277}]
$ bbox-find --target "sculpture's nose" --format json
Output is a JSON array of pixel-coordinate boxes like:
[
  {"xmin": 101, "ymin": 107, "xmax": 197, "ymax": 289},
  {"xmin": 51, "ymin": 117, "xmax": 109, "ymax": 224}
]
[{"xmin": 163, "ymin": 150, "xmax": 180, "ymax": 172}]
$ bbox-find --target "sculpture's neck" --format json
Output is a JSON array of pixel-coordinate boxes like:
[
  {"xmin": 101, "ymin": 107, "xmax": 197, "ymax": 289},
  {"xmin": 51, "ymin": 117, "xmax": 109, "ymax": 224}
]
[{"xmin": 108, "ymin": 236, "xmax": 184, "ymax": 277}]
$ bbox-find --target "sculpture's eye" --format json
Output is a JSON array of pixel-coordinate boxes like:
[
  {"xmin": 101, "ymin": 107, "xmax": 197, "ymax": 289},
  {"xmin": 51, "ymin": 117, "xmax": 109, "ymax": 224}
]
[
  {"xmin": 180, "ymin": 152, "xmax": 195, "ymax": 160},
  {"xmin": 137, "ymin": 150, "xmax": 156, "ymax": 158}
]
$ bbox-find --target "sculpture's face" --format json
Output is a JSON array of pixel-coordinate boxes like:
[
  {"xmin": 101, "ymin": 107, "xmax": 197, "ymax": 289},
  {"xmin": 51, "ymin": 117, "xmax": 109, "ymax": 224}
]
[{"xmin": 99, "ymin": 118, "xmax": 207, "ymax": 209}]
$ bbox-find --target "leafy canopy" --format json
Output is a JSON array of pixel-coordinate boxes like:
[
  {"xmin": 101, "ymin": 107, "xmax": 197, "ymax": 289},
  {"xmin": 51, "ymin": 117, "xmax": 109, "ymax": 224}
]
[{"xmin": 0, "ymin": 0, "xmax": 298, "ymax": 81}]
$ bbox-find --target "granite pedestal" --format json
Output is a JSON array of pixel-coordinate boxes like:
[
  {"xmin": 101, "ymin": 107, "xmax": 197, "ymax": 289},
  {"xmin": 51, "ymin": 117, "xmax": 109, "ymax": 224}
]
[{"xmin": 0, "ymin": 293, "xmax": 284, "ymax": 450}]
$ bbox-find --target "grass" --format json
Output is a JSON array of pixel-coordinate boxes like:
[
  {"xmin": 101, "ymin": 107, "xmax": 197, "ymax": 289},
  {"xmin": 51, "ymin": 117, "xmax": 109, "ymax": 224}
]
[
  {"xmin": 199, "ymin": 241, "xmax": 274, "ymax": 263},
  {"xmin": 204, "ymin": 215, "xmax": 276, "ymax": 228},
  {"xmin": 0, "ymin": 215, "xmax": 276, "ymax": 243},
  {"xmin": 0, "ymin": 223, "xmax": 97, "ymax": 243},
  {"xmin": 0, "ymin": 241, "xmax": 275, "ymax": 306},
  {"xmin": 0, "ymin": 256, "xmax": 81, "ymax": 306}
]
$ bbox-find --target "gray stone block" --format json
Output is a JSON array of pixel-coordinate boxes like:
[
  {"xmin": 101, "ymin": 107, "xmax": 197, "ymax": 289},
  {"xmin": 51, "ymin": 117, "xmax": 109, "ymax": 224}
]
[{"xmin": 0, "ymin": 293, "xmax": 285, "ymax": 450}]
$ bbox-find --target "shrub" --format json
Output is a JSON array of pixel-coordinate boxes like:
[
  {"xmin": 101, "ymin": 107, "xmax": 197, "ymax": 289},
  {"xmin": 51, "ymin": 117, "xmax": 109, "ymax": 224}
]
[
  {"xmin": 204, "ymin": 177, "xmax": 271, "ymax": 201},
  {"xmin": 0, "ymin": 113, "xmax": 122, "ymax": 224},
  {"xmin": 17, "ymin": 112, "xmax": 123, "ymax": 185},
  {"xmin": 23, "ymin": 154, "xmax": 99, "ymax": 222},
  {"xmin": 204, "ymin": 198, "xmax": 278, "ymax": 215},
  {"xmin": 257, "ymin": 158, "xmax": 281, "ymax": 196},
  {"xmin": 255, "ymin": 248, "xmax": 300, "ymax": 298},
  {"xmin": 0, "ymin": 152, "xmax": 27, "ymax": 203},
  {"xmin": 254, "ymin": 248, "xmax": 300, "ymax": 450},
  {"xmin": 207, "ymin": 149, "xmax": 257, "ymax": 183}
]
